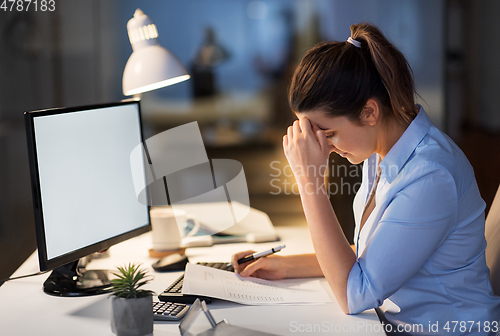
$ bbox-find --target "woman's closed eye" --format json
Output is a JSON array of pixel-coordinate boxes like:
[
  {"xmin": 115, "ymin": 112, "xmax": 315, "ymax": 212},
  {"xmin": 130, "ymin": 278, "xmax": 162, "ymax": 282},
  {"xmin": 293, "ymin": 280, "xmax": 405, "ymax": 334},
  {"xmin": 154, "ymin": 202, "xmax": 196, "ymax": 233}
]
[{"xmin": 325, "ymin": 133, "xmax": 335, "ymax": 139}]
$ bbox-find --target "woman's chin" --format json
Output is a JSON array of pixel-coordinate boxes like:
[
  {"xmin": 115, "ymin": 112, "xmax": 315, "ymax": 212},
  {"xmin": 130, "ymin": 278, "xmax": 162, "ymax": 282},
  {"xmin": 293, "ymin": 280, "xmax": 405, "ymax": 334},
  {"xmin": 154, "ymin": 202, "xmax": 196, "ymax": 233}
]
[
  {"xmin": 332, "ymin": 152, "xmax": 363, "ymax": 165},
  {"xmin": 345, "ymin": 155, "xmax": 363, "ymax": 165}
]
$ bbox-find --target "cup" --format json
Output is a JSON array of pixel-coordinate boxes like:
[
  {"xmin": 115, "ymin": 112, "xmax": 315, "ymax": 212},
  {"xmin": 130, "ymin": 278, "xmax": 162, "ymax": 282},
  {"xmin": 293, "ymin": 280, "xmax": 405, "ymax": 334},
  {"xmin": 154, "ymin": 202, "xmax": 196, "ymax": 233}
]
[{"xmin": 150, "ymin": 208, "xmax": 201, "ymax": 251}]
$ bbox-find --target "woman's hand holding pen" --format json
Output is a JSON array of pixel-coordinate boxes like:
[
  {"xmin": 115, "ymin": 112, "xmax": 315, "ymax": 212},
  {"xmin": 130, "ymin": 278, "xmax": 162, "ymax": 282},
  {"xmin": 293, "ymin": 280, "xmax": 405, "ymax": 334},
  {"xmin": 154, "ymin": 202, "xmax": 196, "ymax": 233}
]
[
  {"xmin": 231, "ymin": 251, "xmax": 324, "ymax": 280},
  {"xmin": 231, "ymin": 250, "xmax": 287, "ymax": 280},
  {"xmin": 283, "ymin": 118, "xmax": 330, "ymax": 188}
]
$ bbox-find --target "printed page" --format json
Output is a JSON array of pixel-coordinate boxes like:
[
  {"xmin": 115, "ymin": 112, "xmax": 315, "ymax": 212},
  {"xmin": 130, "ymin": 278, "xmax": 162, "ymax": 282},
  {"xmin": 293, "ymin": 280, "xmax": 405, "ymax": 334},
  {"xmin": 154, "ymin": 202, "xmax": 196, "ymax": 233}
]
[{"xmin": 182, "ymin": 263, "xmax": 332, "ymax": 305}]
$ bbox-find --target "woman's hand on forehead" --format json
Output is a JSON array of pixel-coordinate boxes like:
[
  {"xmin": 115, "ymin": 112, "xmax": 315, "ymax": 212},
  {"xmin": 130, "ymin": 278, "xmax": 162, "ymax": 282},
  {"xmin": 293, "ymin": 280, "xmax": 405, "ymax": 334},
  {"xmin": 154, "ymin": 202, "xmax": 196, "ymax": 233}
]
[{"xmin": 283, "ymin": 118, "xmax": 330, "ymax": 185}]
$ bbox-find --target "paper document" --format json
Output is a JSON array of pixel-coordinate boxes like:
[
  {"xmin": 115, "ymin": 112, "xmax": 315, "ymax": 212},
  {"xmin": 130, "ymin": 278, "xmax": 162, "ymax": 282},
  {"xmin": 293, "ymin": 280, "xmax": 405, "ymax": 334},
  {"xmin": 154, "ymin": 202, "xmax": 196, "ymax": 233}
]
[{"xmin": 182, "ymin": 263, "xmax": 332, "ymax": 305}]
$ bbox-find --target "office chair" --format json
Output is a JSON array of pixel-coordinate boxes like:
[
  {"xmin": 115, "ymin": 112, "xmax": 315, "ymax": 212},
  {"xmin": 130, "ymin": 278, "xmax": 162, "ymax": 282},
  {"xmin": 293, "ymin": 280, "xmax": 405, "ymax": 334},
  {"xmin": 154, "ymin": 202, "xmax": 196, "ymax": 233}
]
[{"xmin": 485, "ymin": 184, "xmax": 500, "ymax": 296}]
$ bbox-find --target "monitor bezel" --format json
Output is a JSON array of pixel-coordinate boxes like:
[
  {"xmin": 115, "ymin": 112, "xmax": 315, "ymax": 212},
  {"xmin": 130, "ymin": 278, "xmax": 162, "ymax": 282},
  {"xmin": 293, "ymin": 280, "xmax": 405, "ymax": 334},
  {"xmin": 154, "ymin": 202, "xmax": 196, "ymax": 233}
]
[{"xmin": 24, "ymin": 99, "xmax": 151, "ymax": 271}]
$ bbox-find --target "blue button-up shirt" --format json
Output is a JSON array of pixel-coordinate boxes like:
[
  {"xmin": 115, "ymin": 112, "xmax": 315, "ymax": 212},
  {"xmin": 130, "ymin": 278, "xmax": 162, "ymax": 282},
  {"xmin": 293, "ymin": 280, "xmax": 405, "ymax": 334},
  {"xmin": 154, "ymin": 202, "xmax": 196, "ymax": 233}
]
[{"xmin": 347, "ymin": 106, "xmax": 500, "ymax": 335}]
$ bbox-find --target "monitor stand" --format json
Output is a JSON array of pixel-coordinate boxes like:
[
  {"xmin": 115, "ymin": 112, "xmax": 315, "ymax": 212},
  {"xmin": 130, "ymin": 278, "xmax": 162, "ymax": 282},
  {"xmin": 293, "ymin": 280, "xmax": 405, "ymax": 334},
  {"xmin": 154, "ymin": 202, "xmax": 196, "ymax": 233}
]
[{"xmin": 43, "ymin": 260, "xmax": 114, "ymax": 297}]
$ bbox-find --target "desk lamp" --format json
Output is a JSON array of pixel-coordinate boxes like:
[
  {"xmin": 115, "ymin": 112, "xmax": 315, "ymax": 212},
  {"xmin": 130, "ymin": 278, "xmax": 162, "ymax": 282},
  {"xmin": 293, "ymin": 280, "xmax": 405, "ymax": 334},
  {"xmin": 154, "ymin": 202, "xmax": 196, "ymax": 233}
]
[{"xmin": 123, "ymin": 9, "xmax": 190, "ymax": 96}]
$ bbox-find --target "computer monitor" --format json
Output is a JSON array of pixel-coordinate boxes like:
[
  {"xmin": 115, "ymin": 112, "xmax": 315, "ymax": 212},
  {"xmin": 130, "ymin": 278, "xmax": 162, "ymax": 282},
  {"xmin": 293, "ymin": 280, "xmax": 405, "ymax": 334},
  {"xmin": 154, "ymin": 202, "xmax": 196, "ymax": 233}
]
[{"xmin": 24, "ymin": 100, "xmax": 151, "ymax": 297}]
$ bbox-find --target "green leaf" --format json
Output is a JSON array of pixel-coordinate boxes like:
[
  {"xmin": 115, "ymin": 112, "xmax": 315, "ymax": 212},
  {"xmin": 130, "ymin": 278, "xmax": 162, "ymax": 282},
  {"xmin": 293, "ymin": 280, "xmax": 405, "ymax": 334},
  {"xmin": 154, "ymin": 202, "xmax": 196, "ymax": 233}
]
[{"xmin": 109, "ymin": 262, "xmax": 154, "ymax": 298}]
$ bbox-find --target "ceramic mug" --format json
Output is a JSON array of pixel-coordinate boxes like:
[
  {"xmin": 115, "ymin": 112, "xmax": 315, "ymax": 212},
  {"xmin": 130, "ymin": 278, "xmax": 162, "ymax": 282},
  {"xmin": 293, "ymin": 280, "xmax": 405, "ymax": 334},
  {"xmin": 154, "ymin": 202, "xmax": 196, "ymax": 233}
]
[{"xmin": 150, "ymin": 208, "xmax": 201, "ymax": 251}]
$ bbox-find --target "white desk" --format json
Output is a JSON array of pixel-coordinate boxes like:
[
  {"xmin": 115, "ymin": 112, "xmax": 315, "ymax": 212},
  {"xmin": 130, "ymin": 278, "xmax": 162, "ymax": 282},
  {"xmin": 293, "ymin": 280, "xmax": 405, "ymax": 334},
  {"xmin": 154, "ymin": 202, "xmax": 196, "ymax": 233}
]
[{"xmin": 0, "ymin": 227, "xmax": 384, "ymax": 336}]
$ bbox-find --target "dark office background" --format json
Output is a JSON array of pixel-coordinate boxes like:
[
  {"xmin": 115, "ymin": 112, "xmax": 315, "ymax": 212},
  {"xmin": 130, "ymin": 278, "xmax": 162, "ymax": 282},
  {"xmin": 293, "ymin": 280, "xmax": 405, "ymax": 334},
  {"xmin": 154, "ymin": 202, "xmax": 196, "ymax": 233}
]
[{"xmin": 1, "ymin": 0, "xmax": 499, "ymax": 282}]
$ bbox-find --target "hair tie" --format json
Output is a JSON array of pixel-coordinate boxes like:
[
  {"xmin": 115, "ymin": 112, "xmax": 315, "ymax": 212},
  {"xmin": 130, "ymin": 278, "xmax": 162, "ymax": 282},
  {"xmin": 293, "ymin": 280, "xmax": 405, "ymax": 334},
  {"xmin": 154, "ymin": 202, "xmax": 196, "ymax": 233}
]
[{"xmin": 347, "ymin": 37, "xmax": 361, "ymax": 48}]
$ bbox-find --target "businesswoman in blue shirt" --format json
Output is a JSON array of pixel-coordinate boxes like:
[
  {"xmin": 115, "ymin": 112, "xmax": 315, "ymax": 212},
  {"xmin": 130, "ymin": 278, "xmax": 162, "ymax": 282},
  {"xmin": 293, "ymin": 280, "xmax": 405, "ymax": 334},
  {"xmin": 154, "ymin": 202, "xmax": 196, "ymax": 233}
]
[{"xmin": 232, "ymin": 23, "xmax": 500, "ymax": 335}]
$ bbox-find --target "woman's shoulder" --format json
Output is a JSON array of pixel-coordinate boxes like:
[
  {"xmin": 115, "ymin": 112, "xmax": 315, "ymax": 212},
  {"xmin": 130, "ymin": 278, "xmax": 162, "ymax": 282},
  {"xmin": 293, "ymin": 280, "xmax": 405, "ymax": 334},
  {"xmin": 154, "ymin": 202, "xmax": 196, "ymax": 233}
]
[{"xmin": 403, "ymin": 125, "xmax": 476, "ymax": 194}]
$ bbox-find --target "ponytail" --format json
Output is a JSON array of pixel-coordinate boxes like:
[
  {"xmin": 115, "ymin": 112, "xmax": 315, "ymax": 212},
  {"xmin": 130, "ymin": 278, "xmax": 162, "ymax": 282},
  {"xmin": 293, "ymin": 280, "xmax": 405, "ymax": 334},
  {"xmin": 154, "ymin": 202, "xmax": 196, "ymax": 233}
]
[
  {"xmin": 289, "ymin": 22, "xmax": 417, "ymax": 126},
  {"xmin": 350, "ymin": 23, "xmax": 417, "ymax": 124}
]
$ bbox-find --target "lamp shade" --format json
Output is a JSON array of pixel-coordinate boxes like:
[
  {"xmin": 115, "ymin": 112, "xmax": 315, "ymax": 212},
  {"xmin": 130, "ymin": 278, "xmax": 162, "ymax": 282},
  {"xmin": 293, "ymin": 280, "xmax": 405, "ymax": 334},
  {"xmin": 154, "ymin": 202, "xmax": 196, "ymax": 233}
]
[{"xmin": 123, "ymin": 9, "xmax": 189, "ymax": 96}]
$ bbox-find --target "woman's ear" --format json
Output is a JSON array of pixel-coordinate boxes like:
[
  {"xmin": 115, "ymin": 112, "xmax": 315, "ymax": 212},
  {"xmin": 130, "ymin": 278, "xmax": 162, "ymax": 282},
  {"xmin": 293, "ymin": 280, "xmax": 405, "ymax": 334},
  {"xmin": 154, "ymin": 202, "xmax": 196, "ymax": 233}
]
[{"xmin": 361, "ymin": 98, "xmax": 380, "ymax": 126}]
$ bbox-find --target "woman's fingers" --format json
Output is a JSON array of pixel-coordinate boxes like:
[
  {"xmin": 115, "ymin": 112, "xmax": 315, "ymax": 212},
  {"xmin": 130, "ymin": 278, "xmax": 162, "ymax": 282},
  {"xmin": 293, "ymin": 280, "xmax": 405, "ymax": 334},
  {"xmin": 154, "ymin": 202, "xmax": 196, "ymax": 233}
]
[
  {"xmin": 287, "ymin": 118, "xmax": 315, "ymax": 144},
  {"xmin": 299, "ymin": 118, "xmax": 313, "ymax": 136},
  {"xmin": 282, "ymin": 118, "xmax": 330, "ymax": 186},
  {"xmin": 293, "ymin": 119, "xmax": 302, "ymax": 136},
  {"xmin": 311, "ymin": 124, "xmax": 329, "ymax": 152},
  {"xmin": 311, "ymin": 124, "xmax": 319, "ymax": 134},
  {"xmin": 231, "ymin": 250, "xmax": 256, "ymax": 273},
  {"xmin": 316, "ymin": 128, "xmax": 329, "ymax": 152},
  {"xmin": 240, "ymin": 257, "xmax": 268, "ymax": 277}
]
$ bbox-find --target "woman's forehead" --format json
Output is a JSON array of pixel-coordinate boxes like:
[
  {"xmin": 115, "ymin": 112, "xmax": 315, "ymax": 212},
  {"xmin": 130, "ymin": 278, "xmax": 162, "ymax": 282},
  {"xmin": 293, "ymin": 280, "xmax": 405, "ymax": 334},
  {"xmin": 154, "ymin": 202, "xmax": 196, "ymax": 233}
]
[{"xmin": 296, "ymin": 110, "xmax": 346, "ymax": 130}]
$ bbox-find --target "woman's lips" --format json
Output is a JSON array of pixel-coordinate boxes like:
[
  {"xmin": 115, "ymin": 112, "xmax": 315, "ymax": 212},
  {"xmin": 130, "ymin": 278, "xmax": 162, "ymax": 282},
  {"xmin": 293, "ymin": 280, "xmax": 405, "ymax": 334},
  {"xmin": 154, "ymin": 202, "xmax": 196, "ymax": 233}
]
[{"xmin": 334, "ymin": 150, "xmax": 348, "ymax": 157}]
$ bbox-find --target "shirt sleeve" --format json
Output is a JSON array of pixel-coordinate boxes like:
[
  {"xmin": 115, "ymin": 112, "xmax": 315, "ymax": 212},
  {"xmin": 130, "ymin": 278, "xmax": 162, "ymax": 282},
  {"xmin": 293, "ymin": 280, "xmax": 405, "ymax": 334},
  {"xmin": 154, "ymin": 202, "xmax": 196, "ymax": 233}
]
[{"xmin": 347, "ymin": 162, "xmax": 458, "ymax": 314}]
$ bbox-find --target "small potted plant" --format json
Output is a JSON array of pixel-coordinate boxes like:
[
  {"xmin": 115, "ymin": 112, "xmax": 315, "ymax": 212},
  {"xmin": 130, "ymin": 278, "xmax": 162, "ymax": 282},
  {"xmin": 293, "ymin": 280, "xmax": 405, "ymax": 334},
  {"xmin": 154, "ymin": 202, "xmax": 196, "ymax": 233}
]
[{"xmin": 110, "ymin": 263, "xmax": 154, "ymax": 336}]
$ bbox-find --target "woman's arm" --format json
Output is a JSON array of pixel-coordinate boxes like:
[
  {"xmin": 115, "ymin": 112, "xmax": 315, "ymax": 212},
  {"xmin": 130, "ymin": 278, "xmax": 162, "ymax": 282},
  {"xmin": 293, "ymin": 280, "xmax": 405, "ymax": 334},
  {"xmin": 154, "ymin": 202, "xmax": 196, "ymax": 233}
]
[
  {"xmin": 298, "ymin": 182, "xmax": 356, "ymax": 314},
  {"xmin": 284, "ymin": 118, "xmax": 356, "ymax": 314}
]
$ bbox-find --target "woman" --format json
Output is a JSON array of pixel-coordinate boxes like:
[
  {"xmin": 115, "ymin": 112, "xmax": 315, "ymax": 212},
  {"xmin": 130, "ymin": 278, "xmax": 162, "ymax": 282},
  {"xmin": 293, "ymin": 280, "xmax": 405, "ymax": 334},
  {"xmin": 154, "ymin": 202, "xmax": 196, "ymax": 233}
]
[{"xmin": 232, "ymin": 23, "xmax": 500, "ymax": 335}]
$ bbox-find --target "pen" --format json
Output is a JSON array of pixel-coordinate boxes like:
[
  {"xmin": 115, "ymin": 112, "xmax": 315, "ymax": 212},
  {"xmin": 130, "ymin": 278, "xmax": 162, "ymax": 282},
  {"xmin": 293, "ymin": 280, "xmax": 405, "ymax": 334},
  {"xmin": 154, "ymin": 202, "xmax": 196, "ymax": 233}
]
[{"xmin": 236, "ymin": 245, "xmax": 286, "ymax": 265}]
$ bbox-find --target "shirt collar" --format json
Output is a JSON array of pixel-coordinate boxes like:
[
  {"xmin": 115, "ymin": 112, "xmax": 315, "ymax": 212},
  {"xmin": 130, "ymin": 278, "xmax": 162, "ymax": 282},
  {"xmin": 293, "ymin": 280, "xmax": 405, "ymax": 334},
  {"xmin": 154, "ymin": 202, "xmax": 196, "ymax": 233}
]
[{"xmin": 379, "ymin": 105, "xmax": 432, "ymax": 183}]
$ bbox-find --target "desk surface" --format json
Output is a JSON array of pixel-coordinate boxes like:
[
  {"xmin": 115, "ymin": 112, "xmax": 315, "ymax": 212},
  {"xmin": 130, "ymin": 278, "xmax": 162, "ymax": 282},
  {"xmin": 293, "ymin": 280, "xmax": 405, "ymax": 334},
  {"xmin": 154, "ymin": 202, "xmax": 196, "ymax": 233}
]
[{"xmin": 0, "ymin": 227, "xmax": 384, "ymax": 336}]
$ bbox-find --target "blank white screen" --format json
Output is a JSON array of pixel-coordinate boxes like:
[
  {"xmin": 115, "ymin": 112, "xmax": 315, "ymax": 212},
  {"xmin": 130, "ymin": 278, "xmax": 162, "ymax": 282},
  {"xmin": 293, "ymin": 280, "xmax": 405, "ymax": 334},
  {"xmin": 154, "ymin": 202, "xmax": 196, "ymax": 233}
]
[{"xmin": 33, "ymin": 104, "xmax": 149, "ymax": 260}]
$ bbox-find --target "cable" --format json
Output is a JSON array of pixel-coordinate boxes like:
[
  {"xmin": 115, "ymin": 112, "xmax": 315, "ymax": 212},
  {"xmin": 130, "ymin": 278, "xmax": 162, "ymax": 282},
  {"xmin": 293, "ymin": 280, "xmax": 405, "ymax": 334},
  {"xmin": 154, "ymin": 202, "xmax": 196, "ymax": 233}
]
[{"xmin": 0, "ymin": 270, "xmax": 50, "ymax": 285}]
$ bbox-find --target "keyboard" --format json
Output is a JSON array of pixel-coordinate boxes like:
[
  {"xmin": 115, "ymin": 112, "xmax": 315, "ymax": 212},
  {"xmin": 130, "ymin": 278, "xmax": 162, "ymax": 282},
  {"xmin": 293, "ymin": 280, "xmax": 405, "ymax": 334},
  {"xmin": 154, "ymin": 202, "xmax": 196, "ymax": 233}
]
[{"xmin": 158, "ymin": 262, "xmax": 234, "ymax": 304}]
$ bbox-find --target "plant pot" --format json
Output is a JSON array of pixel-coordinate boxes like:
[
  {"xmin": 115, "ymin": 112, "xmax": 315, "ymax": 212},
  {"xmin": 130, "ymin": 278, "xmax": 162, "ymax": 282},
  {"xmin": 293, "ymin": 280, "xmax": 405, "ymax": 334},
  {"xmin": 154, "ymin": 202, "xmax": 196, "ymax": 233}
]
[{"xmin": 111, "ymin": 296, "xmax": 153, "ymax": 336}]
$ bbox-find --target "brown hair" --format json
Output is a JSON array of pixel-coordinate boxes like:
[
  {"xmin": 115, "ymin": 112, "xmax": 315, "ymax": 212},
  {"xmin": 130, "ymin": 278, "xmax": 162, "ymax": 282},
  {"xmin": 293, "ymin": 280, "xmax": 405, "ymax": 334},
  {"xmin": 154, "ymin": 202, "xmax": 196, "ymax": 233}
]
[{"xmin": 289, "ymin": 22, "xmax": 417, "ymax": 125}]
